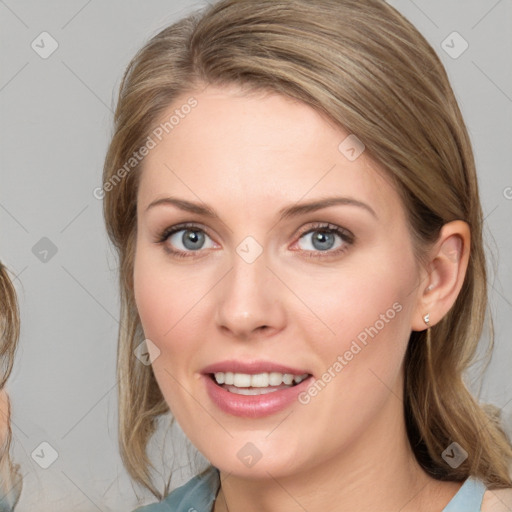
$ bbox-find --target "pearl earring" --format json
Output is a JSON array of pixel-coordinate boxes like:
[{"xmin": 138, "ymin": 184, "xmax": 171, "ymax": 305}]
[{"xmin": 423, "ymin": 313, "xmax": 430, "ymax": 326}]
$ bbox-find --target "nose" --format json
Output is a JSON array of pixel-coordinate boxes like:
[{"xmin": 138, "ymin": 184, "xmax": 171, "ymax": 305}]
[{"xmin": 214, "ymin": 249, "xmax": 286, "ymax": 341}]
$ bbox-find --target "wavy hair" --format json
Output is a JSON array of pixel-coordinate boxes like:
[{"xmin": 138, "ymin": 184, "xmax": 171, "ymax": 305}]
[
  {"xmin": 102, "ymin": 0, "xmax": 512, "ymax": 498},
  {"xmin": 0, "ymin": 262, "xmax": 22, "ymax": 509}
]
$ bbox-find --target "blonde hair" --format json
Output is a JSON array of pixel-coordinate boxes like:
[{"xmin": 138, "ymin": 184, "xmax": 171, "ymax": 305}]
[
  {"xmin": 102, "ymin": 0, "xmax": 512, "ymax": 498},
  {"xmin": 0, "ymin": 262, "xmax": 22, "ymax": 509}
]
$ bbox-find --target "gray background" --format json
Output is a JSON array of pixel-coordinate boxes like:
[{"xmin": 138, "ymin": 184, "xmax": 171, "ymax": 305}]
[{"xmin": 1, "ymin": 1, "xmax": 511, "ymax": 510}]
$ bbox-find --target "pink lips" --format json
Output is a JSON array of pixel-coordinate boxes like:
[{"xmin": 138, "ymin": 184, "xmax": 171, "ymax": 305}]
[
  {"xmin": 201, "ymin": 359, "xmax": 311, "ymax": 375},
  {"xmin": 201, "ymin": 359, "xmax": 313, "ymax": 418}
]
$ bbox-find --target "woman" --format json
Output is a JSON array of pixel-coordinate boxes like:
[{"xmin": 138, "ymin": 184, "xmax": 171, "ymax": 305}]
[
  {"xmin": 102, "ymin": 0, "xmax": 512, "ymax": 510},
  {"xmin": 0, "ymin": 263, "xmax": 22, "ymax": 511}
]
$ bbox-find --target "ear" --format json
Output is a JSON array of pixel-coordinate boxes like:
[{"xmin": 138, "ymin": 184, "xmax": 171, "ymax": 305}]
[{"xmin": 411, "ymin": 220, "xmax": 470, "ymax": 331}]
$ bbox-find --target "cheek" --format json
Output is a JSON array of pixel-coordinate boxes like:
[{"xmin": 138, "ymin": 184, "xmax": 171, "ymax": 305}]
[
  {"xmin": 133, "ymin": 247, "xmax": 211, "ymax": 378},
  {"xmin": 133, "ymin": 251, "xmax": 195, "ymax": 415},
  {"xmin": 134, "ymin": 246, "xmax": 198, "ymax": 340},
  {"xmin": 298, "ymin": 249, "xmax": 417, "ymax": 375},
  {"xmin": 292, "ymin": 265, "xmax": 415, "ymax": 447},
  {"xmin": 133, "ymin": 252, "xmax": 168, "ymax": 340}
]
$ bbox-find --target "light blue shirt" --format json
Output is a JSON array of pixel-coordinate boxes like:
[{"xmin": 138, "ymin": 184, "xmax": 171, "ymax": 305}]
[
  {"xmin": 0, "ymin": 474, "xmax": 22, "ymax": 512},
  {"xmin": 133, "ymin": 465, "xmax": 488, "ymax": 512}
]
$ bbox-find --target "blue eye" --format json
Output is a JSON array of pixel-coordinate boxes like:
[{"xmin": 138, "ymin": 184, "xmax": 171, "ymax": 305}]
[
  {"xmin": 157, "ymin": 222, "xmax": 354, "ymax": 259},
  {"xmin": 158, "ymin": 223, "xmax": 216, "ymax": 258},
  {"xmin": 296, "ymin": 223, "xmax": 353, "ymax": 257}
]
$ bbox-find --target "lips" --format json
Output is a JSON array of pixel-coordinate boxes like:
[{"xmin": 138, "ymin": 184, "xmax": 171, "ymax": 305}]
[
  {"xmin": 201, "ymin": 359, "xmax": 312, "ymax": 376},
  {"xmin": 201, "ymin": 360, "xmax": 314, "ymax": 418}
]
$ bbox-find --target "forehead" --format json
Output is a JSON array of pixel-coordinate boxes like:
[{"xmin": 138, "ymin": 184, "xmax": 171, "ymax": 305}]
[{"xmin": 137, "ymin": 85, "xmax": 403, "ymax": 225}]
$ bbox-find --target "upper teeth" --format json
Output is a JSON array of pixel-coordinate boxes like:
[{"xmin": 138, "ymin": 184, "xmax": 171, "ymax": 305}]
[{"xmin": 214, "ymin": 372, "xmax": 309, "ymax": 387}]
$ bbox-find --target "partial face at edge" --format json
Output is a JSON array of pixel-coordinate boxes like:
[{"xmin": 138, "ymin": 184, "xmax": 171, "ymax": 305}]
[{"xmin": 132, "ymin": 84, "xmax": 423, "ymax": 478}]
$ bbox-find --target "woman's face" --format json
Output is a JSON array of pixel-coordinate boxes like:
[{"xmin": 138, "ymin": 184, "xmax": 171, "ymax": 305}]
[{"xmin": 134, "ymin": 85, "xmax": 425, "ymax": 478}]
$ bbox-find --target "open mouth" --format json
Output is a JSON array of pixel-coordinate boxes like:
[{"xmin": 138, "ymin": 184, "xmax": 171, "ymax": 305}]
[{"xmin": 208, "ymin": 371, "xmax": 313, "ymax": 396}]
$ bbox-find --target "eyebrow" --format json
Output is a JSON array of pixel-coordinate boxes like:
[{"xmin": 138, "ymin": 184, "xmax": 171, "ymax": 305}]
[{"xmin": 145, "ymin": 195, "xmax": 377, "ymax": 220}]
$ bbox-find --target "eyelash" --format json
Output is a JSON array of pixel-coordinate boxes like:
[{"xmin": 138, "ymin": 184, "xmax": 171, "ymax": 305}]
[{"xmin": 156, "ymin": 222, "xmax": 354, "ymax": 259}]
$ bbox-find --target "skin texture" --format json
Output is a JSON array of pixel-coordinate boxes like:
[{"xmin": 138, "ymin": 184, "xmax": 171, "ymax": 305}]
[{"xmin": 134, "ymin": 85, "xmax": 473, "ymax": 512}]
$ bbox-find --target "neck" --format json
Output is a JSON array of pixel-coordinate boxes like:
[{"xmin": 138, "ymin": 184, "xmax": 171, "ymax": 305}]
[{"xmin": 213, "ymin": 378, "xmax": 459, "ymax": 512}]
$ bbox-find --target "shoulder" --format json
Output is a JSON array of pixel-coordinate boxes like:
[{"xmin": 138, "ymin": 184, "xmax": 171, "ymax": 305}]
[
  {"xmin": 132, "ymin": 465, "xmax": 220, "ymax": 512},
  {"xmin": 481, "ymin": 488, "xmax": 512, "ymax": 511}
]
